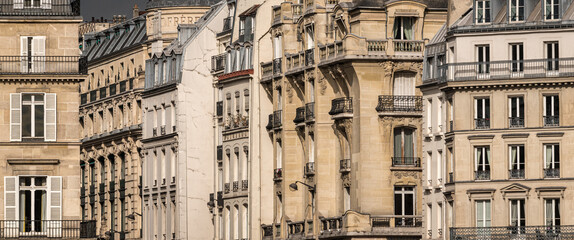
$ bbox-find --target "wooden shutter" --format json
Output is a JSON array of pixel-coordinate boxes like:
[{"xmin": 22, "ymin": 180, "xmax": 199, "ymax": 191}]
[
  {"xmin": 47, "ymin": 176, "xmax": 62, "ymax": 237},
  {"xmin": 21, "ymin": 37, "xmax": 28, "ymax": 73},
  {"xmin": 41, "ymin": 0, "xmax": 51, "ymax": 9},
  {"xmin": 45, "ymin": 93, "xmax": 57, "ymax": 141},
  {"xmin": 32, "ymin": 36, "xmax": 46, "ymax": 73},
  {"xmin": 4, "ymin": 176, "xmax": 19, "ymax": 237},
  {"xmin": 10, "ymin": 93, "xmax": 22, "ymax": 141},
  {"xmin": 13, "ymin": 0, "xmax": 23, "ymax": 9}
]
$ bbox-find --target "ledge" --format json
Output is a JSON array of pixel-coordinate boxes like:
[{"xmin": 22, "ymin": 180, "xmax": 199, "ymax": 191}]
[
  {"xmin": 537, "ymin": 132, "xmax": 564, "ymax": 137},
  {"xmin": 7, "ymin": 159, "xmax": 60, "ymax": 165},
  {"xmin": 467, "ymin": 134, "xmax": 495, "ymax": 140},
  {"xmin": 501, "ymin": 133, "xmax": 529, "ymax": 139}
]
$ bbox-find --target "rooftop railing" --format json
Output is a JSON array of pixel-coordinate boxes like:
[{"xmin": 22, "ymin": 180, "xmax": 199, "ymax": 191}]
[
  {"xmin": 0, "ymin": 56, "xmax": 84, "ymax": 75},
  {"xmin": 0, "ymin": 0, "xmax": 80, "ymax": 16},
  {"xmin": 0, "ymin": 220, "xmax": 89, "ymax": 238},
  {"xmin": 451, "ymin": 225, "xmax": 574, "ymax": 240}
]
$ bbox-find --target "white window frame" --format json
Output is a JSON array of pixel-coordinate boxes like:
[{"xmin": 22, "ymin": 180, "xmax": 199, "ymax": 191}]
[
  {"xmin": 475, "ymin": 200, "xmax": 491, "ymax": 227},
  {"xmin": 544, "ymin": 0, "xmax": 560, "ymax": 20},
  {"xmin": 510, "ymin": 43, "xmax": 524, "ymax": 74},
  {"xmin": 510, "ymin": 199, "xmax": 526, "ymax": 227},
  {"xmin": 544, "ymin": 198, "xmax": 560, "ymax": 226},
  {"xmin": 544, "ymin": 144, "xmax": 559, "ymax": 169},
  {"xmin": 476, "ymin": 45, "xmax": 490, "ymax": 76},
  {"xmin": 474, "ymin": 97, "xmax": 490, "ymax": 129},
  {"xmin": 475, "ymin": 0, "xmax": 491, "ymax": 24},
  {"xmin": 509, "ymin": 0, "xmax": 525, "ymax": 22},
  {"xmin": 545, "ymin": 42, "xmax": 559, "ymax": 73},
  {"xmin": 508, "ymin": 96, "xmax": 524, "ymax": 127},
  {"xmin": 475, "ymin": 146, "xmax": 490, "ymax": 172}
]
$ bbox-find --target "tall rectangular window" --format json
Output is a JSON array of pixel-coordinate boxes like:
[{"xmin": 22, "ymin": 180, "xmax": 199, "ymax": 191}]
[
  {"xmin": 477, "ymin": 45, "xmax": 490, "ymax": 74},
  {"xmin": 508, "ymin": 145, "xmax": 525, "ymax": 179},
  {"xmin": 545, "ymin": 0, "xmax": 560, "ymax": 20},
  {"xmin": 11, "ymin": 93, "xmax": 56, "ymax": 142},
  {"xmin": 393, "ymin": 128, "xmax": 415, "ymax": 160},
  {"xmin": 543, "ymin": 95, "xmax": 559, "ymax": 126},
  {"xmin": 476, "ymin": 0, "xmax": 491, "ymax": 23},
  {"xmin": 545, "ymin": 199, "xmax": 560, "ymax": 226},
  {"xmin": 544, "ymin": 144, "xmax": 560, "ymax": 178},
  {"xmin": 21, "ymin": 94, "xmax": 44, "ymax": 138},
  {"xmin": 510, "ymin": 199, "xmax": 526, "ymax": 228},
  {"xmin": 508, "ymin": 96, "xmax": 524, "ymax": 128},
  {"xmin": 510, "ymin": 43, "xmax": 524, "ymax": 73},
  {"xmin": 393, "ymin": 17, "xmax": 414, "ymax": 40},
  {"xmin": 545, "ymin": 42, "xmax": 559, "ymax": 72},
  {"xmin": 475, "ymin": 146, "xmax": 490, "ymax": 180},
  {"xmin": 394, "ymin": 187, "xmax": 415, "ymax": 226},
  {"xmin": 475, "ymin": 98, "xmax": 490, "ymax": 129},
  {"xmin": 476, "ymin": 200, "xmax": 491, "ymax": 227},
  {"xmin": 509, "ymin": 0, "xmax": 525, "ymax": 22}
]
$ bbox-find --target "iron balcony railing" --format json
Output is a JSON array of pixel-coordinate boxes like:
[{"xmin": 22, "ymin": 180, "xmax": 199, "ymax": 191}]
[
  {"xmin": 509, "ymin": 117, "xmax": 524, "ymax": 128},
  {"xmin": 262, "ymin": 224, "xmax": 274, "ymax": 238},
  {"xmin": 475, "ymin": 170, "xmax": 491, "ymax": 180},
  {"xmin": 451, "ymin": 225, "xmax": 574, "ymax": 240},
  {"xmin": 273, "ymin": 110, "xmax": 282, "ymax": 128},
  {"xmin": 274, "ymin": 168, "xmax": 283, "ymax": 181},
  {"xmin": 376, "ymin": 95, "xmax": 423, "ymax": 112},
  {"xmin": 509, "ymin": 169, "xmax": 525, "ymax": 179},
  {"xmin": 544, "ymin": 168, "xmax": 560, "ymax": 178},
  {"xmin": 80, "ymin": 220, "xmax": 97, "ymax": 238},
  {"xmin": 0, "ymin": 220, "xmax": 87, "ymax": 238},
  {"xmin": 0, "ymin": 0, "xmax": 80, "ymax": 16},
  {"xmin": 392, "ymin": 157, "xmax": 421, "ymax": 167},
  {"xmin": 544, "ymin": 116, "xmax": 559, "ymax": 127},
  {"xmin": 294, "ymin": 107, "xmax": 305, "ymax": 124},
  {"xmin": 371, "ymin": 215, "xmax": 423, "ymax": 228},
  {"xmin": 475, "ymin": 118, "xmax": 490, "ymax": 129},
  {"xmin": 211, "ymin": 53, "xmax": 226, "ymax": 72},
  {"xmin": 329, "ymin": 97, "xmax": 353, "ymax": 115},
  {"xmin": 0, "ymin": 56, "xmax": 83, "ymax": 74},
  {"xmin": 216, "ymin": 101, "xmax": 223, "ymax": 117},
  {"xmin": 305, "ymin": 102, "xmax": 315, "ymax": 121},
  {"xmin": 339, "ymin": 159, "xmax": 351, "ymax": 173},
  {"xmin": 305, "ymin": 162, "xmax": 315, "ymax": 175}
]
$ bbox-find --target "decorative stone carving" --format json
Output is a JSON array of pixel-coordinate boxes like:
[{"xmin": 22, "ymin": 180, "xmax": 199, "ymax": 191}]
[
  {"xmin": 341, "ymin": 173, "xmax": 351, "ymax": 188},
  {"xmin": 286, "ymin": 83, "xmax": 293, "ymax": 103},
  {"xmin": 317, "ymin": 74, "xmax": 327, "ymax": 95}
]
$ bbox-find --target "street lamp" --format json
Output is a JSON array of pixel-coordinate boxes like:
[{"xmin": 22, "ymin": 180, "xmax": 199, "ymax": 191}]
[
  {"xmin": 127, "ymin": 212, "xmax": 142, "ymax": 221},
  {"xmin": 288, "ymin": 181, "xmax": 315, "ymax": 192}
]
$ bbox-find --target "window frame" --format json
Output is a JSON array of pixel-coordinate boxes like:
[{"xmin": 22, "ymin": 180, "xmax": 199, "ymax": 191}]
[
  {"xmin": 544, "ymin": 198, "xmax": 560, "ymax": 226},
  {"xmin": 475, "ymin": 0, "xmax": 491, "ymax": 24},
  {"xmin": 509, "ymin": 199, "xmax": 526, "ymax": 228},
  {"xmin": 508, "ymin": 96, "xmax": 524, "ymax": 128},
  {"xmin": 510, "ymin": 43, "xmax": 524, "ymax": 73},
  {"xmin": 544, "ymin": 0, "xmax": 560, "ymax": 21},
  {"xmin": 508, "ymin": 0, "xmax": 525, "ymax": 22},
  {"xmin": 476, "ymin": 45, "xmax": 490, "ymax": 75},
  {"xmin": 474, "ymin": 97, "xmax": 490, "ymax": 129},
  {"xmin": 475, "ymin": 199, "xmax": 491, "ymax": 227}
]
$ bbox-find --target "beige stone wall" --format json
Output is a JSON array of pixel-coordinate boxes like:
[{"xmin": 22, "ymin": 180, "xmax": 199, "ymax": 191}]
[{"xmin": 0, "ymin": 20, "xmax": 81, "ymax": 57}]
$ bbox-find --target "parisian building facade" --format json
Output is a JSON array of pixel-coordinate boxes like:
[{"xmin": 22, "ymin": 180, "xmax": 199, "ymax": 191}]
[
  {"xmin": 0, "ymin": 0, "xmax": 86, "ymax": 238},
  {"xmin": 422, "ymin": 0, "xmax": 574, "ymax": 239}
]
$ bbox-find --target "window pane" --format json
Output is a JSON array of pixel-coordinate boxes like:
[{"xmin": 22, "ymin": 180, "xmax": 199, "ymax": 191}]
[
  {"xmin": 22, "ymin": 105, "xmax": 32, "ymax": 137},
  {"xmin": 35, "ymin": 105, "xmax": 44, "ymax": 137},
  {"xmin": 404, "ymin": 193, "xmax": 414, "ymax": 215},
  {"xmin": 394, "ymin": 191, "xmax": 402, "ymax": 215}
]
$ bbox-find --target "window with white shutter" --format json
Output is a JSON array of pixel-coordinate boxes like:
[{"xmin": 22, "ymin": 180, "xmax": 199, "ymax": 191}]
[
  {"xmin": 40, "ymin": 0, "xmax": 51, "ymax": 9},
  {"xmin": 11, "ymin": 93, "xmax": 56, "ymax": 142},
  {"xmin": 20, "ymin": 36, "xmax": 45, "ymax": 73},
  {"xmin": 48, "ymin": 176, "xmax": 62, "ymax": 237},
  {"xmin": 4, "ymin": 176, "xmax": 19, "ymax": 237},
  {"xmin": 10, "ymin": 94, "xmax": 22, "ymax": 141},
  {"xmin": 13, "ymin": 0, "xmax": 24, "ymax": 9},
  {"xmin": 45, "ymin": 93, "xmax": 56, "ymax": 141}
]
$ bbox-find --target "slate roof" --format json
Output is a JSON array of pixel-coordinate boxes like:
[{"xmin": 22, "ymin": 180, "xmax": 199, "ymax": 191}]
[
  {"xmin": 146, "ymin": 0, "xmax": 221, "ymax": 9},
  {"xmin": 348, "ymin": 0, "xmax": 448, "ymax": 10}
]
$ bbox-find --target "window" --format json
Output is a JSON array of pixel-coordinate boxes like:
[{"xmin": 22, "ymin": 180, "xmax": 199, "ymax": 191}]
[
  {"xmin": 510, "ymin": 199, "xmax": 525, "ymax": 229},
  {"xmin": 343, "ymin": 187, "xmax": 350, "ymax": 211},
  {"xmin": 545, "ymin": 42, "xmax": 559, "ymax": 72},
  {"xmin": 393, "ymin": 72, "xmax": 416, "ymax": 96},
  {"xmin": 543, "ymin": 95, "xmax": 559, "ymax": 126},
  {"xmin": 510, "ymin": 43, "xmax": 524, "ymax": 73},
  {"xmin": 476, "ymin": 0, "xmax": 491, "ymax": 23},
  {"xmin": 508, "ymin": 97, "xmax": 524, "ymax": 128},
  {"xmin": 545, "ymin": 199, "xmax": 560, "ymax": 226},
  {"xmin": 306, "ymin": 26, "xmax": 314, "ymax": 49},
  {"xmin": 475, "ymin": 146, "xmax": 490, "ymax": 180},
  {"xmin": 273, "ymin": 36, "xmax": 282, "ymax": 59},
  {"xmin": 393, "ymin": 17, "xmax": 414, "ymax": 40},
  {"xmin": 10, "ymin": 93, "xmax": 56, "ymax": 142},
  {"xmin": 14, "ymin": 0, "xmax": 51, "ymax": 9},
  {"xmin": 474, "ymin": 98, "xmax": 490, "ymax": 129},
  {"xmin": 393, "ymin": 128, "xmax": 415, "ymax": 166},
  {"xmin": 477, "ymin": 45, "xmax": 490, "ymax": 74},
  {"xmin": 545, "ymin": 0, "xmax": 560, "ymax": 20},
  {"xmin": 509, "ymin": 0, "xmax": 525, "ymax": 22},
  {"xmin": 3, "ymin": 176, "xmax": 61, "ymax": 237},
  {"xmin": 544, "ymin": 144, "xmax": 560, "ymax": 178},
  {"xmin": 394, "ymin": 187, "xmax": 415, "ymax": 226},
  {"xmin": 476, "ymin": 200, "xmax": 491, "ymax": 227},
  {"xmin": 20, "ymin": 36, "xmax": 45, "ymax": 73},
  {"xmin": 509, "ymin": 145, "xmax": 525, "ymax": 179},
  {"xmin": 426, "ymin": 99, "xmax": 432, "ymax": 132}
]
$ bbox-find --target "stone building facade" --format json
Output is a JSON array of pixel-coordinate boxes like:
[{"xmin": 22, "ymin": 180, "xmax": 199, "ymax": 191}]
[
  {"xmin": 0, "ymin": 0, "xmax": 85, "ymax": 238},
  {"xmin": 259, "ymin": 0, "xmax": 446, "ymax": 239},
  {"xmin": 421, "ymin": 0, "xmax": 574, "ymax": 239},
  {"xmin": 141, "ymin": 3, "xmax": 225, "ymax": 239}
]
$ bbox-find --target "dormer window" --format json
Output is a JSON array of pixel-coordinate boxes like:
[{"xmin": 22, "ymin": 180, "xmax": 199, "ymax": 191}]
[
  {"xmin": 545, "ymin": 0, "xmax": 560, "ymax": 20},
  {"xmin": 14, "ymin": 0, "xmax": 51, "ymax": 9},
  {"xmin": 393, "ymin": 17, "xmax": 414, "ymax": 40},
  {"xmin": 475, "ymin": 0, "xmax": 491, "ymax": 24},
  {"xmin": 509, "ymin": 0, "xmax": 525, "ymax": 22},
  {"xmin": 25, "ymin": 0, "xmax": 40, "ymax": 8}
]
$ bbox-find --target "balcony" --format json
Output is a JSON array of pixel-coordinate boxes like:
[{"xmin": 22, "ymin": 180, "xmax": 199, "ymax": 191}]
[
  {"xmin": 305, "ymin": 102, "xmax": 315, "ymax": 122},
  {"xmin": 305, "ymin": 162, "xmax": 315, "ymax": 176},
  {"xmin": 288, "ymin": 221, "xmax": 305, "ymax": 237},
  {"xmin": 0, "ymin": 0, "xmax": 81, "ymax": 16},
  {"xmin": 273, "ymin": 168, "xmax": 283, "ymax": 181},
  {"xmin": 211, "ymin": 53, "xmax": 226, "ymax": 73},
  {"xmin": 339, "ymin": 159, "xmax": 351, "ymax": 173},
  {"xmin": 272, "ymin": 110, "xmax": 282, "ymax": 129},
  {"xmin": 0, "ymin": 220, "xmax": 89, "ymax": 238},
  {"xmin": 241, "ymin": 180, "xmax": 248, "ymax": 190},
  {"xmin": 320, "ymin": 217, "xmax": 342, "ymax": 234},
  {"xmin": 216, "ymin": 101, "xmax": 223, "ymax": 117},
  {"xmin": 544, "ymin": 168, "xmax": 560, "ymax": 178},
  {"xmin": 262, "ymin": 224, "xmax": 274, "ymax": 239},
  {"xmin": 451, "ymin": 225, "xmax": 574, "ymax": 240},
  {"xmin": 509, "ymin": 169, "xmax": 525, "ymax": 179},
  {"xmin": 475, "ymin": 118, "xmax": 490, "ymax": 129},
  {"xmin": 217, "ymin": 16, "xmax": 232, "ymax": 36},
  {"xmin": 0, "ymin": 56, "xmax": 84, "ymax": 75},
  {"xmin": 475, "ymin": 170, "xmax": 490, "ymax": 180},
  {"xmin": 225, "ymin": 114, "xmax": 249, "ymax": 130},
  {"xmin": 232, "ymin": 181, "xmax": 239, "ymax": 192},
  {"xmin": 329, "ymin": 97, "xmax": 353, "ymax": 117},
  {"xmin": 544, "ymin": 116, "xmax": 559, "ymax": 127},
  {"xmin": 392, "ymin": 157, "xmax": 421, "ymax": 167},
  {"xmin": 224, "ymin": 183, "xmax": 230, "ymax": 193},
  {"xmin": 371, "ymin": 215, "xmax": 423, "ymax": 228},
  {"xmin": 318, "ymin": 38, "xmax": 425, "ymax": 64},
  {"xmin": 293, "ymin": 107, "xmax": 305, "ymax": 124},
  {"xmin": 376, "ymin": 95, "xmax": 423, "ymax": 114}
]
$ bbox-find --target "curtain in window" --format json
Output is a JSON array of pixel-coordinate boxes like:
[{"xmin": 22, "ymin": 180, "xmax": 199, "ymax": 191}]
[
  {"xmin": 486, "ymin": 148, "xmax": 490, "ymax": 170},
  {"xmin": 511, "ymin": 201, "xmax": 518, "ymax": 226},
  {"xmin": 511, "ymin": 147, "xmax": 517, "ymax": 169},
  {"xmin": 546, "ymin": 146, "xmax": 552, "ymax": 168},
  {"xmin": 404, "ymin": 129, "xmax": 413, "ymax": 158},
  {"xmin": 485, "ymin": 201, "xmax": 491, "ymax": 226},
  {"xmin": 393, "ymin": 129, "xmax": 401, "ymax": 158},
  {"xmin": 404, "ymin": 18, "xmax": 413, "ymax": 40},
  {"xmin": 476, "ymin": 201, "xmax": 483, "ymax": 226},
  {"xmin": 546, "ymin": 200, "xmax": 553, "ymax": 225},
  {"xmin": 393, "ymin": 72, "xmax": 415, "ymax": 96},
  {"xmin": 476, "ymin": 148, "xmax": 482, "ymax": 171}
]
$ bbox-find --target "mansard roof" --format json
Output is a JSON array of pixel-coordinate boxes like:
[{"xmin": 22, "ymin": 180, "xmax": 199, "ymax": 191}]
[
  {"xmin": 146, "ymin": 0, "xmax": 220, "ymax": 9},
  {"xmin": 346, "ymin": 0, "xmax": 447, "ymax": 11}
]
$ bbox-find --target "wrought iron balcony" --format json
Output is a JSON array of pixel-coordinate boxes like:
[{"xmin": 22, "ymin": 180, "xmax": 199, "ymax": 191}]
[
  {"xmin": 544, "ymin": 168, "xmax": 560, "ymax": 178},
  {"xmin": 0, "ymin": 56, "xmax": 84, "ymax": 75},
  {"xmin": 0, "ymin": 0, "xmax": 80, "ymax": 16},
  {"xmin": 305, "ymin": 102, "xmax": 315, "ymax": 121},
  {"xmin": 0, "ymin": 220, "xmax": 87, "ymax": 238},
  {"xmin": 211, "ymin": 53, "xmax": 226, "ymax": 72},
  {"xmin": 392, "ymin": 157, "xmax": 421, "ymax": 167},
  {"xmin": 305, "ymin": 162, "xmax": 315, "ymax": 175},
  {"xmin": 273, "ymin": 110, "xmax": 282, "ymax": 128},
  {"xmin": 320, "ymin": 217, "xmax": 342, "ymax": 234},
  {"xmin": 305, "ymin": 49, "xmax": 314, "ymax": 66},
  {"xmin": 80, "ymin": 220, "xmax": 97, "ymax": 238},
  {"xmin": 232, "ymin": 181, "xmax": 239, "ymax": 192},
  {"xmin": 329, "ymin": 97, "xmax": 353, "ymax": 116},
  {"xmin": 544, "ymin": 116, "xmax": 559, "ymax": 127},
  {"xmin": 475, "ymin": 118, "xmax": 490, "ymax": 129},
  {"xmin": 451, "ymin": 225, "xmax": 574, "ymax": 240},
  {"xmin": 241, "ymin": 180, "xmax": 248, "ymax": 190},
  {"xmin": 376, "ymin": 95, "xmax": 423, "ymax": 113},
  {"xmin": 224, "ymin": 183, "xmax": 230, "ymax": 193},
  {"xmin": 475, "ymin": 170, "xmax": 490, "ymax": 180},
  {"xmin": 509, "ymin": 169, "xmax": 525, "ymax": 179},
  {"xmin": 294, "ymin": 107, "xmax": 305, "ymax": 124},
  {"xmin": 216, "ymin": 101, "xmax": 223, "ymax": 117},
  {"xmin": 339, "ymin": 159, "xmax": 351, "ymax": 173},
  {"xmin": 274, "ymin": 168, "xmax": 283, "ymax": 181},
  {"xmin": 509, "ymin": 117, "xmax": 524, "ymax": 128}
]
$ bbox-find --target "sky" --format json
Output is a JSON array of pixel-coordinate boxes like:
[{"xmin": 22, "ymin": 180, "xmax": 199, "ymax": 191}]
[{"xmin": 81, "ymin": 0, "xmax": 148, "ymax": 22}]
